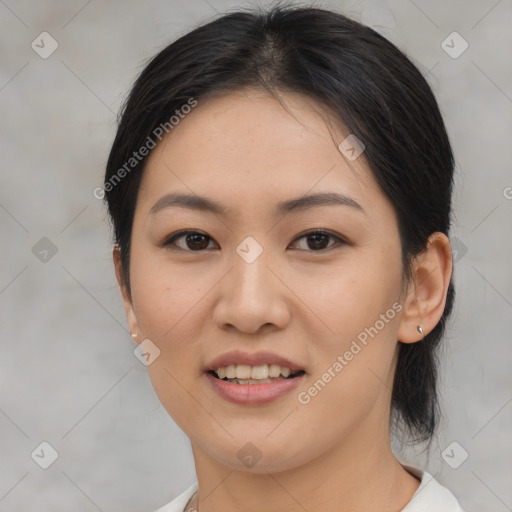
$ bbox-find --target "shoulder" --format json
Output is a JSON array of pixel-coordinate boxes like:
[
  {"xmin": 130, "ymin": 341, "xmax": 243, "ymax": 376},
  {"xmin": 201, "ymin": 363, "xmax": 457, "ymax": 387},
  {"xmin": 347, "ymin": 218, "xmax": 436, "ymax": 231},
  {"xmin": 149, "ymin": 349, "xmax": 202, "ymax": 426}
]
[
  {"xmin": 153, "ymin": 483, "xmax": 198, "ymax": 512},
  {"xmin": 401, "ymin": 465, "xmax": 464, "ymax": 512}
]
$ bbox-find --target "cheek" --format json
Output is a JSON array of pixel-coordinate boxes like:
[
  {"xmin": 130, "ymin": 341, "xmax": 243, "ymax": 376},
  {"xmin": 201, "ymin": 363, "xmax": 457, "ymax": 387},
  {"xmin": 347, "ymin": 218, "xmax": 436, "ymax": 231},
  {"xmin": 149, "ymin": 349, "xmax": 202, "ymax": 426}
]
[
  {"xmin": 128, "ymin": 249, "xmax": 212, "ymax": 413},
  {"xmin": 130, "ymin": 245, "xmax": 214, "ymax": 340},
  {"xmin": 291, "ymin": 249, "xmax": 403, "ymax": 350},
  {"xmin": 290, "ymin": 249, "xmax": 403, "ymax": 413}
]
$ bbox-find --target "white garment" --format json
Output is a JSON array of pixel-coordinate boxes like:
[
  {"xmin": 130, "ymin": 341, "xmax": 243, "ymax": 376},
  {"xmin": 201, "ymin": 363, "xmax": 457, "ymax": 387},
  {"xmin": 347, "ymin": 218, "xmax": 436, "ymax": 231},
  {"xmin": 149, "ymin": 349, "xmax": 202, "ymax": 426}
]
[
  {"xmin": 154, "ymin": 465, "xmax": 463, "ymax": 512},
  {"xmin": 401, "ymin": 465, "xmax": 464, "ymax": 511}
]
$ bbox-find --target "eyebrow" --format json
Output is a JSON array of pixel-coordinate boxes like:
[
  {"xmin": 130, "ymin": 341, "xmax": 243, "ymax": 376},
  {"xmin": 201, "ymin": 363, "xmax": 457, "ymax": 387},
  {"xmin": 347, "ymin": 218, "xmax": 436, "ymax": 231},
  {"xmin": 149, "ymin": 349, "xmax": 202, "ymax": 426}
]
[{"xmin": 149, "ymin": 191, "xmax": 364, "ymax": 217}]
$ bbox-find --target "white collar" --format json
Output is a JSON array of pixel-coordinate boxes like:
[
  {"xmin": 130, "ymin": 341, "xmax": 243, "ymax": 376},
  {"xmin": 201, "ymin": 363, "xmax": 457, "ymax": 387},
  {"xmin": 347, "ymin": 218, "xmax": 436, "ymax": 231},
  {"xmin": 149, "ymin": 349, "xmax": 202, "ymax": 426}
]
[
  {"xmin": 400, "ymin": 465, "xmax": 464, "ymax": 511},
  {"xmin": 155, "ymin": 465, "xmax": 463, "ymax": 511}
]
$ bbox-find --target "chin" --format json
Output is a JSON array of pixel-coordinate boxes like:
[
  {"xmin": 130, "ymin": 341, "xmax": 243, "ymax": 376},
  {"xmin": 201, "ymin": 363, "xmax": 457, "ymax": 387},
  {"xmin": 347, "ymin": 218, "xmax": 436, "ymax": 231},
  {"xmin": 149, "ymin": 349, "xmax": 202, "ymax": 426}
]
[{"xmin": 195, "ymin": 433, "xmax": 315, "ymax": 474}]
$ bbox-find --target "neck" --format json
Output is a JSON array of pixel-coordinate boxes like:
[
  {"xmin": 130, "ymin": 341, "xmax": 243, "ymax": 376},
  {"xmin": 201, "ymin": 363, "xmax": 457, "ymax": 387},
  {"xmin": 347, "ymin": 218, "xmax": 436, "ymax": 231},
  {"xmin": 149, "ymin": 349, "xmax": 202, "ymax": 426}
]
[{"xmin": 188, "ymin": 413, "xmax": 420, "ymax": 512}]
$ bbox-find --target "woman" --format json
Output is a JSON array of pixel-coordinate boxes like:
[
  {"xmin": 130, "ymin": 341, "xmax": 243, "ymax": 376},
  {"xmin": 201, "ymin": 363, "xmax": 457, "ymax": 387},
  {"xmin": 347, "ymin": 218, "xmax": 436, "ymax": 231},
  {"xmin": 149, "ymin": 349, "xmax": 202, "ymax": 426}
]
[{"xmin": 103, "ymin": 4, "xmax": 463, "ymax": 511}]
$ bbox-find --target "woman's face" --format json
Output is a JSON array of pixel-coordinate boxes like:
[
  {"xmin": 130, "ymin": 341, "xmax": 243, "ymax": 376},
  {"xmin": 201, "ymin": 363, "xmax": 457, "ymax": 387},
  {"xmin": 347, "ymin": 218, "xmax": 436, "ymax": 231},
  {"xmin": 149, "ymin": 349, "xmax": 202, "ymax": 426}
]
[{"xmin": 119, "ymin": 89, "xmax": 410, "ymax": 472}]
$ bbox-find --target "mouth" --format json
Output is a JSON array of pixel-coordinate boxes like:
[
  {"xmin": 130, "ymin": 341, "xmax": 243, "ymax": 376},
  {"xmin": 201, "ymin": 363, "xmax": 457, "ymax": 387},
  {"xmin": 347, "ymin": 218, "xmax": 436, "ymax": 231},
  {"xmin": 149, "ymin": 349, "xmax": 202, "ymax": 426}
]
[
  {"xmin": 204, "ymin": 351, "xmax": 307, "ymax": 404},
  {"xmin": 208, "ymin": 364, "xmax": 306, "ymax": 385}
]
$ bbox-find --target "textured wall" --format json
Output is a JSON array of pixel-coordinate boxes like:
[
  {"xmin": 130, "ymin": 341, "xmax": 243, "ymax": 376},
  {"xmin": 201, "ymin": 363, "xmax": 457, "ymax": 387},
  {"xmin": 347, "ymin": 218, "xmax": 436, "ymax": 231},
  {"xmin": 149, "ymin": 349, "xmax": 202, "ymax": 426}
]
[{"xmin": 1, "ymin": 0, "xmax": 511, "ymax": 511}]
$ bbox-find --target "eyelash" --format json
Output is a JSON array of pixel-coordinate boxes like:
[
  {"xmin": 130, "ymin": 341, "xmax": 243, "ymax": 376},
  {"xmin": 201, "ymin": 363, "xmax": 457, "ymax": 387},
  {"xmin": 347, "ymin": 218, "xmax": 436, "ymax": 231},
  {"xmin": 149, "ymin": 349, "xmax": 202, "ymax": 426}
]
[{"xmin": 161, "ymin": 229, "xmax": 347, "ymax": 253}]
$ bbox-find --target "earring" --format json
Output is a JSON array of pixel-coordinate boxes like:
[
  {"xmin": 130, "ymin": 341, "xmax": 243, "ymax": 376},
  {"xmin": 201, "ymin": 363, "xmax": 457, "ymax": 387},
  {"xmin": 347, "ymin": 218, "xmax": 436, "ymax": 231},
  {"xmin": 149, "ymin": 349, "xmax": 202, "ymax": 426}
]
[
  {"xmin": 131, "ymin": 332, "xmax": 137, "ymax": 339},
  {"xmin": 417, "ymin": 325, "xmax": 424, "ymax": 334}
]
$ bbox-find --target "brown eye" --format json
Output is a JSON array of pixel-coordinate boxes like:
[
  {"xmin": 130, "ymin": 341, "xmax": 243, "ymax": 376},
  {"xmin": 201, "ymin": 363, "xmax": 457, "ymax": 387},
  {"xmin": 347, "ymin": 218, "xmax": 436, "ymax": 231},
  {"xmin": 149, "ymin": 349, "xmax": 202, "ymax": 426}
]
[
  {"xmin": 163, "ymin": 230, "xmax": 217, "ymax": 251},
  {"xmin": 290, "ymin": 230, "xmax": 346, "ymax": 252}
]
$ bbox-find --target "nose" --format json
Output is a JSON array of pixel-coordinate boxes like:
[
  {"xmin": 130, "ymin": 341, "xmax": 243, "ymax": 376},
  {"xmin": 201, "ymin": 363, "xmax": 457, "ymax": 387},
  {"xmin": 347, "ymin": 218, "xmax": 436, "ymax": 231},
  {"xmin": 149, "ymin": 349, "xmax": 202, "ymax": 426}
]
[{"xmin": 212, "ymin": 246, "xmax": 291, "ymax": 334}]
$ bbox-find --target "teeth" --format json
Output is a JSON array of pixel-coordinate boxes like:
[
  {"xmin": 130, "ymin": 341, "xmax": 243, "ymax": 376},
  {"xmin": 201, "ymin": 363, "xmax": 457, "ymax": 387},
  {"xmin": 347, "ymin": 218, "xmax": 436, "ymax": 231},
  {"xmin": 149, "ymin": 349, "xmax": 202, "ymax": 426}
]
[
  {"xmin": 214, "ymin": 363, "xmax": 299, "ymax": 381},
  {"xmin": 236, "ymin": 364, "xmax": 252, "ymax": 379},
  {"xmin": 251, "ymin": 365, "xmax": 268, "ymax": 379},
  {"xmin": 233, "ymin": 378, "xmax": 274, "ymax": 384},
  {"xmin": 225, "ymin": 364, "xmax": 236, "ymax": 379},
  {"xmin": 268, "ymin": 364, "xmax": 281, "ymax": 378}
]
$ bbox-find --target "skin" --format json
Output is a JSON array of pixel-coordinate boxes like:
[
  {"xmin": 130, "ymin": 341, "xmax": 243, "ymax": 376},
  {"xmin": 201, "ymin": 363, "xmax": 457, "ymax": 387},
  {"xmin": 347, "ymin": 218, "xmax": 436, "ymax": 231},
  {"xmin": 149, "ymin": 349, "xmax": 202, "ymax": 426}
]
[{"xmin": 113, "ymin": 88, "xmax": 453, "ymax": 512}]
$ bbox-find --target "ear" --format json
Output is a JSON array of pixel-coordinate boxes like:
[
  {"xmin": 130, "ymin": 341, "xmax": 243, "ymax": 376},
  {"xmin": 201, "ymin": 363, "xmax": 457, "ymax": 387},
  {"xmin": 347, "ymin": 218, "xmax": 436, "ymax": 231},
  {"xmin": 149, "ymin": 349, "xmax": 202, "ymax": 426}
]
[
  {"xmin": 113, "ymin": 244, "xmax": 140, "ymax": 343},
  {"xmin": 397, "ymin": 232, "xmax": 453, "ymax": 343}
]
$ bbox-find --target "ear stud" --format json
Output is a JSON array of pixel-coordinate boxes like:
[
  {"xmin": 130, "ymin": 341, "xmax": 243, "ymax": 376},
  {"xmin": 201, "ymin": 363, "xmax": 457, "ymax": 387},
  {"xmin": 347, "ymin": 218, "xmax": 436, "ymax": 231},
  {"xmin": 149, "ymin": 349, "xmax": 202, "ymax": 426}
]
[{"xmin": 417, "ymin": 325, "xmax": 424, "ymax": 334}]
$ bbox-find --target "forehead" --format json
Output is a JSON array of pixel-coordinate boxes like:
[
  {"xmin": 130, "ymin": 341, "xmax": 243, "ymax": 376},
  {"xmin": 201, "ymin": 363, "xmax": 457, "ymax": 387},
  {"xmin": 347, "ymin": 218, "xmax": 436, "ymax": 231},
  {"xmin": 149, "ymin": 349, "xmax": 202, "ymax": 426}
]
[{"xmin": 137, "ymin": 89, "xmax": 382, "ymax": 217}]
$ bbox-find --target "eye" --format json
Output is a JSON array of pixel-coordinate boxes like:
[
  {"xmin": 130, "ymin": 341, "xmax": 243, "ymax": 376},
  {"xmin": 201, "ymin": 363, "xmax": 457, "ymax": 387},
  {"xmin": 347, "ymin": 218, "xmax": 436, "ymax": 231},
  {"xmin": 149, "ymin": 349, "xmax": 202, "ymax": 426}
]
[
  {"xmin": 162, "ymin": 230, "xmax": 218, "ymax": 251},
  {"xmin": 161, "ymin": 229, "xmax": 347, "ymax": 252},
  {"xmin": 288, "ymin": 229, "xmax": 346, "ymax": 252}
]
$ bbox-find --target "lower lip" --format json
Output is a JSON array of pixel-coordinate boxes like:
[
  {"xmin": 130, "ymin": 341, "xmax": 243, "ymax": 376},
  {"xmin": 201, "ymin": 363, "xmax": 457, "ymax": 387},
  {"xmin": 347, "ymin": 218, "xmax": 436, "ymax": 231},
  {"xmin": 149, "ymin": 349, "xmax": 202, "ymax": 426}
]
[{"xmin": 205, "ymin": 372, "xmax": 305, "ymax": 405}]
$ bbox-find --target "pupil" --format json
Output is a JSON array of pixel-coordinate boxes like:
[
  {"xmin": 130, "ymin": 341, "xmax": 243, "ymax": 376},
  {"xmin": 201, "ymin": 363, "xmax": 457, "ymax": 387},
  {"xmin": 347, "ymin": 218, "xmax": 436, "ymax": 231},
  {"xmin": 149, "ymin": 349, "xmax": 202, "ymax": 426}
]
[
  {"xmin": 308, "ymin": 233, "xmax": 328, "ymax": 250},
  {"xmin": 188, "ymin": 234, "xmax": 209, "ymax": 250}
]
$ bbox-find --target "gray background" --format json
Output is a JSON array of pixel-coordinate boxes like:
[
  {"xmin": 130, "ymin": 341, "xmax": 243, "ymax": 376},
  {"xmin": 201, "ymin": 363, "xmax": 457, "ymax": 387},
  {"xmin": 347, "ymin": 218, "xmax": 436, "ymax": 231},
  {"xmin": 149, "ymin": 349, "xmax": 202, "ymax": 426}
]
[{"xmin": 0, "ymin": 0, "xmax": 511, "ymax": 511}]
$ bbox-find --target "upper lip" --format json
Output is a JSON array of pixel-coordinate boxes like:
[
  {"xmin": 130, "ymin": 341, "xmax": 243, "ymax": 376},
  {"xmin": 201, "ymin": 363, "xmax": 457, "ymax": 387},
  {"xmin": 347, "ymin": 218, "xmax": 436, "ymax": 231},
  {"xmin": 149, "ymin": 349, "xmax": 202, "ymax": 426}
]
[{"xmin": 206, "ymin": 351, "xmax": 305, "ymax": 372}]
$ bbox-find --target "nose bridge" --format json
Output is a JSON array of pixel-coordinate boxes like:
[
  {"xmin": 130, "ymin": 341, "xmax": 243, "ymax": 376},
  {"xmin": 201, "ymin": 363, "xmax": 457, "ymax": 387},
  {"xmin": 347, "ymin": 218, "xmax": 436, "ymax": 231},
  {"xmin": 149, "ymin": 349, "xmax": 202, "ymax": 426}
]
[
  {"xmin": 213, "ymin": 237, "xmax": 290, "ymax": 332},
  {"xmin": 231, "ymin": 241, "xmax": 274, "ymax": 304}
]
